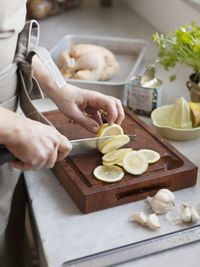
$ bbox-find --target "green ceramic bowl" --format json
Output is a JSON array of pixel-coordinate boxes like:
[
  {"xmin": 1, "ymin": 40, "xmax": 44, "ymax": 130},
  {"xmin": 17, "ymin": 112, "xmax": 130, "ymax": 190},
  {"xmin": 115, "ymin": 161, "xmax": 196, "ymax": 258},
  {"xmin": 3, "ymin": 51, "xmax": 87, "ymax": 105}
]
[{"xmin": 151, "ymin": 105, "xmax": 200, "ymax": 141}]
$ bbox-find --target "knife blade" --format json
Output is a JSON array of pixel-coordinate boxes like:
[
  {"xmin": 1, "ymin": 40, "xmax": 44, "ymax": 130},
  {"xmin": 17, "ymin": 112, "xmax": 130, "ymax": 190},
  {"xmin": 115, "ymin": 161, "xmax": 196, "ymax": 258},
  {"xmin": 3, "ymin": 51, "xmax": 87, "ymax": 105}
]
[
  {"xmin": 69, "ymin": 134, "xmax": 136, "ymax": 157},
  {"xmin": 0, "ymin": 134, "xmax": 136, "ymax": 166}
]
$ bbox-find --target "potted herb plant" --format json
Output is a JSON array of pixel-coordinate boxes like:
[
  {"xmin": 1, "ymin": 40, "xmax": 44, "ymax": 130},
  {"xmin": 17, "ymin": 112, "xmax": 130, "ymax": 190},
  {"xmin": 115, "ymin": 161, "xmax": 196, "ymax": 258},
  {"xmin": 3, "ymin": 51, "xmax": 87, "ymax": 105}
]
[{"xmin": 152, "ymin": 22, "xmax": 200, "ymax": 102}]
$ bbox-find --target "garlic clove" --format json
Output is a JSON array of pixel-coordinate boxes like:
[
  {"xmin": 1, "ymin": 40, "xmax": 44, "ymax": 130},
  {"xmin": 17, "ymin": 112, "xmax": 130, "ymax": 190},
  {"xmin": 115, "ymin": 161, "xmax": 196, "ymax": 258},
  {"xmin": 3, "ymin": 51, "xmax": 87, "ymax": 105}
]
[
  {"xmin": 155, "ymin": 189, "xmax": 175, "ymax": 207},
  {"xmin": 181, "ymin": 204, "xmax": 192, "ymax": 223},
  {"xmin": 147, "ymin": 196, "xmax": 165, "ymax": 214},
  {"xmin": 147, "ymin": 214, "xmax": 160, "ymax": 230},
  {"xmin": 190, "ymin": 206, "xmax": 200, "ymax": 223},
  {"xmin": 128, "ymin": 212, "xmax": 147, "ymax": 226},
  {"xmin": 151, "ymin": 198, "xmax": 170, "ymax": 214},
  {"xmin": 147, "ymin": 189, "xmax": 175, "ymax": 214},
  {"xmin": 169, "ymin": 204, "xmax": 199, "ymax": 224},
  {"xmin": 146, "ymin": 196, "xmax": 152, "ymax": 206}
]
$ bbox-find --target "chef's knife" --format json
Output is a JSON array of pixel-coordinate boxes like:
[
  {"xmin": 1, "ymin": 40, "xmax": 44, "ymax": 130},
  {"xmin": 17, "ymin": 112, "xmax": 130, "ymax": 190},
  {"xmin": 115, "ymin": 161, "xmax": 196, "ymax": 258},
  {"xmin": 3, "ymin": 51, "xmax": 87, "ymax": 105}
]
[{"xmin": 0, "ymin": 134, "xmax": 136, "ymax": 166}]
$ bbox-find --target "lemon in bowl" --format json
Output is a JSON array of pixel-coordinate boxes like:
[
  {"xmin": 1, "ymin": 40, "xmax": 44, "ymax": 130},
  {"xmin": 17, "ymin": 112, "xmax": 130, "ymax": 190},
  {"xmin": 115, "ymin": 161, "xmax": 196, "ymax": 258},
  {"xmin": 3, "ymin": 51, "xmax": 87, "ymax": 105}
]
[{"xmin": 151, "ymin": 97, "xmax": 200, "ymax": 141}]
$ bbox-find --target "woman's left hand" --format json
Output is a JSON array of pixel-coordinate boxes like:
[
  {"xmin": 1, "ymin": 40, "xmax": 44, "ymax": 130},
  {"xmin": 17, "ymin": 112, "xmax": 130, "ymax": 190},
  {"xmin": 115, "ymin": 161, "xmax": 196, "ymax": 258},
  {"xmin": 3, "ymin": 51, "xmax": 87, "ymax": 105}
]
[
  {"xmin": 32, "ymin": 56, "xmax": 125, "ymax": 133},
  {"xmin": 50, "ymin": 84, "xmax": 125, "ymax": 133}
]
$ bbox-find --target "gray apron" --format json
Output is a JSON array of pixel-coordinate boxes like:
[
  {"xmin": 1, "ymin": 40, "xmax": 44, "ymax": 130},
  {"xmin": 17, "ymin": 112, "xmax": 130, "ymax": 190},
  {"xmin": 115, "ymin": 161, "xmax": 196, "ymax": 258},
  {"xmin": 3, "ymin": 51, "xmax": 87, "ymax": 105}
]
[{"xmin": 0, "ymin": 20, "xmax": 66, "ymax": 266}]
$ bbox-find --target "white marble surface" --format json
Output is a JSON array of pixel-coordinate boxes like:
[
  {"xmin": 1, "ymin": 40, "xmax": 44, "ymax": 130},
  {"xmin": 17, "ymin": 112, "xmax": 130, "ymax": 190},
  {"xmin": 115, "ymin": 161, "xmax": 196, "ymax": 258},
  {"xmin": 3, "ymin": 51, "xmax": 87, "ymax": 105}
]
[{"xmin": 24, "ymin": 1, "xmax": 200, "ymax": 267}]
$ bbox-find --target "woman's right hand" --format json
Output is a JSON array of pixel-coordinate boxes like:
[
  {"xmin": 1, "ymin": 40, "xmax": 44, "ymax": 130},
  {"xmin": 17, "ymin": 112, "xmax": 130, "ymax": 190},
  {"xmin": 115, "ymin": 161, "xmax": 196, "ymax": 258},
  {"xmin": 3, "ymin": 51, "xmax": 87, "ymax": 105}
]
[{"xmin": 0, "ymin": 107, "xmax": 72, "ymax": 170}]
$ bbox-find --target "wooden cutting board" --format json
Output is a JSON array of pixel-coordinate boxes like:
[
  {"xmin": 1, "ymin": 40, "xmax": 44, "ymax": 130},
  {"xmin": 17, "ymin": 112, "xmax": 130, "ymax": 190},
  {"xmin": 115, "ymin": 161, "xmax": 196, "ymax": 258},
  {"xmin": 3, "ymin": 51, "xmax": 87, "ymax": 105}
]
[{"xmin": 43, "ymin": 107, "xmax": 198, "ymax": 213}]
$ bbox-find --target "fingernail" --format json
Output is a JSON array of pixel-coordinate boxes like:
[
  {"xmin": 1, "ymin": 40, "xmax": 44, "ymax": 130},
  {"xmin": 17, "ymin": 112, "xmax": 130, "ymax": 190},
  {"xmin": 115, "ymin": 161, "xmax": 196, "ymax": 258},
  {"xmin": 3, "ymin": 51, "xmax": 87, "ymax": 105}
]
[{"xmin": 92, "ymin": 126, "xmax": 99, "ymax": 133}]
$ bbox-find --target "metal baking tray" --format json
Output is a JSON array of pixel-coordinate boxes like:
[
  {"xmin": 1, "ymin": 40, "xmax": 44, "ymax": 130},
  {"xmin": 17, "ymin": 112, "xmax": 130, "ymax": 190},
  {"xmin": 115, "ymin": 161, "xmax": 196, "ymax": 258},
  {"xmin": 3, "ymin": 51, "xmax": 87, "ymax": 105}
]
[{"xmin": 50, "ymin": 34, "xmax": 148, "ymax": 104}]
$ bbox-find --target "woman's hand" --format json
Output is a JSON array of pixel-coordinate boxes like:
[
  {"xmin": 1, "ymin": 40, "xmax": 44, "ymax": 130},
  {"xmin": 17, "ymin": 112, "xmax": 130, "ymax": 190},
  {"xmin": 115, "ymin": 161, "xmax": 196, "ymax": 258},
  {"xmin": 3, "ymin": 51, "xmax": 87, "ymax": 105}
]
[
  {"xmin": 48, "ymin": 84, "xmax": 125, "ymax": 133},
  {"xmin": 33, "ymin": 55, "xmax": 125, "ymax": 133},
  {"xmin": 0, "ymin": 107, "xmax": 72, "ymax": 170}
]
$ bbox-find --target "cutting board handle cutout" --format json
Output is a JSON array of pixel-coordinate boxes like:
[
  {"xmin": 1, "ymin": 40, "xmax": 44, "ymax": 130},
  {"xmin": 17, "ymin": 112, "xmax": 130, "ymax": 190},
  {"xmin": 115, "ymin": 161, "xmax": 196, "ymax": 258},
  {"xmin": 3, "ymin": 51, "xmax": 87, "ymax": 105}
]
[{"xmin": 115, "ymin": 183, "xmax": 171, "ymax": 202}]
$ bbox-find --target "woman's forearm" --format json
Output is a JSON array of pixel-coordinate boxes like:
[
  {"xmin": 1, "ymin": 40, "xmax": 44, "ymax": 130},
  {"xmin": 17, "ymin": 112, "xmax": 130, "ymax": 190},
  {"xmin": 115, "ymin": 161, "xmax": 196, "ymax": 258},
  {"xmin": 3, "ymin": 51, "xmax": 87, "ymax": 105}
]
[{"xmin": 32, "ymin": 55, "xmax": 71, "ymax": 102}]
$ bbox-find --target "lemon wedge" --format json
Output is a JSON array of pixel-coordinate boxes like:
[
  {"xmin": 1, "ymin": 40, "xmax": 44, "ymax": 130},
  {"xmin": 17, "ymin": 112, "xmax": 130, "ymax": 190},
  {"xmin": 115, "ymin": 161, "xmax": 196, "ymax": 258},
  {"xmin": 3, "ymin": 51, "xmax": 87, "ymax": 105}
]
[
  {"xmin": 93, "ymin": 165, "xmax": 124, "ymax": 182},
  {"xmin": 95, "ymin": 123, "xmax": 124, "ymax": 148},
  {"xmin": 99, "ymin": 135, "xmax": 130, "ymax": 154},
  {"xmin": 188, "ymin": 102, "xmax": 200, "ymax": 127},
  {"xmin": 123, "ymin": 151, "xmax": 148, "ymax": 175},
  {"xmin": 138, "ymin": 149, "xmax": 160, "ymax": 164}
]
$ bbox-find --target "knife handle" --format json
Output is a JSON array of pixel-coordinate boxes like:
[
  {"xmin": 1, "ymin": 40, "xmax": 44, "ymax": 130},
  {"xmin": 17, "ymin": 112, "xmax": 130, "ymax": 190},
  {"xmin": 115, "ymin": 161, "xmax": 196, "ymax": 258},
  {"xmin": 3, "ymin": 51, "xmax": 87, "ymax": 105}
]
[{"xmin": 0, "ymin": 145, "xmax": 16, "ymax": 165}]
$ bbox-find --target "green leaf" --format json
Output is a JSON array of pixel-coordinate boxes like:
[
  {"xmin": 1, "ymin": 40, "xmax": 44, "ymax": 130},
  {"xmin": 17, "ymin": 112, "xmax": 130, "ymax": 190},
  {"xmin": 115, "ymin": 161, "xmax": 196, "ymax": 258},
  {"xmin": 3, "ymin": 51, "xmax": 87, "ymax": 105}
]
[
  {"xmin": 170, "ymin": 75, "xmax": 176, "ymax": 82},
  {"xmin": 152, "ymin": 21, "xmax": 200, "ymax": 79},
  {"xmin": 145, "ymin": 63, "xmax": 151, "ymax": 69}
]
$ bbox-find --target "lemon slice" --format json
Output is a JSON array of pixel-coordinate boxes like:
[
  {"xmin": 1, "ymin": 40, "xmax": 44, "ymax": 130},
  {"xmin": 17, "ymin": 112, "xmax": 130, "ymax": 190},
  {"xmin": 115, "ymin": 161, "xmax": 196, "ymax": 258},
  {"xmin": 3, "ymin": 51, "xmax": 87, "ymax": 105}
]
[
  {"xmin": 116, "ymin": 149, "xmax": 133, "ymax": 167},
  {"xmin": 99, "ymin": 135, "xmax": 130, "ymax": 154},
  {"xmin": 116, "ymin": 159, "xmax": 125, "ymax": 167},
  {"xmin": 102, "ymin": 148, "xmax": 132, "ymax": 163},
  {"xmin": 138, "ymin": 149, "xmax": 160, "ymax": 164},
  {"xmin": 103, "ymin": 148, "xmax": 132, "ymax": 166},
  {"xmin": 95, "ymin": 123, "xmax": 124, "ymax": 148},
  {"xmin": 93, "ymin": 165, "xmax": 124, "ymax": 182},
  {"xmin": 103, "ymin": 160, "xmax": 119, "ymax": 166},
  {"xmin": 123, "ymin": 151, "xmax": 148, "ymax": 175}
]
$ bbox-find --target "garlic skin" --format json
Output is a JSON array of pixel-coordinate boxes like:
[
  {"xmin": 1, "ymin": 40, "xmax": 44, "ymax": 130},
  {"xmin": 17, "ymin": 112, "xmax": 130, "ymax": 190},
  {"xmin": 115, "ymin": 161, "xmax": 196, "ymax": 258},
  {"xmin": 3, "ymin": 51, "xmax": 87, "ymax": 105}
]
[
  {"xmin": 129, "ymin": 212, "xmax": 160, "ymax": 231},
  {"xmin": 147, "ymin": 189, "xmax": 175, "ymax": 214},
  {"xmin": 128, "ymin": 212, "xmax": 147, "ymax": 226},
  {"xmin": 146, "ymin": 214, "xmax": 160, "ymax": 230},
  {"xmin": 190, "ymin": 206, "xmax": 200, "ymax": 223},
  {"xmin": 180, "ymin": 204, "xmax": 191, "ymax": 222},
  {"xmin": 181, "ymin": 204, "xmax": 200, "ymax": 223}
]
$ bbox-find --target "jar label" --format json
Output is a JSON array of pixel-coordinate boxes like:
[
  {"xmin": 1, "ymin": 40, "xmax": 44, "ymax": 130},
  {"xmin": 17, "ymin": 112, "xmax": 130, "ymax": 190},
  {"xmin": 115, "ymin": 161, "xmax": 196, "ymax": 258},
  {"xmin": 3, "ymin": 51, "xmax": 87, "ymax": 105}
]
[
  {"xmin": 128, "ymin": 83, "xmax": 162, "ymax": 116},
  {"xmin": 128, "ymin": 86, "xmax": 153, "ymax": 112}
]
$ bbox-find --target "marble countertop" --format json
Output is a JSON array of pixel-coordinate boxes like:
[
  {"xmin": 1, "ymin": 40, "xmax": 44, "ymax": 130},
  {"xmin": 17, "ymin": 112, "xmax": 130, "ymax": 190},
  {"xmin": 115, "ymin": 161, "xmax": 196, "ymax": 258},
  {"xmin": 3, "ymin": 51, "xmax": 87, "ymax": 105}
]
[{"xmin": 24, "ymin": 1, "xmax": 200, "ymax": 267}]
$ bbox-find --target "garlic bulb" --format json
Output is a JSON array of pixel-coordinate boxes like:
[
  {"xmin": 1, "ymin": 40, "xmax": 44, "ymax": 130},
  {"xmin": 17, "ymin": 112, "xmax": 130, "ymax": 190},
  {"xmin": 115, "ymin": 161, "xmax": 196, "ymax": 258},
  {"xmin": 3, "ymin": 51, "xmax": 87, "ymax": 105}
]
[
  {"xmin": 146, "ymin": 214, "xmax": 160, "ymax": 230},
  {"xmin": 128, "ymin": 212, "xmax": 147, "ymax": 226},
  {"xmin": 180, "ymin": 204, "xmax": 200, "ymax": 223},
  {"xmin": 147, "ymin": 189, "xmax": 175, "ymax": 214}
]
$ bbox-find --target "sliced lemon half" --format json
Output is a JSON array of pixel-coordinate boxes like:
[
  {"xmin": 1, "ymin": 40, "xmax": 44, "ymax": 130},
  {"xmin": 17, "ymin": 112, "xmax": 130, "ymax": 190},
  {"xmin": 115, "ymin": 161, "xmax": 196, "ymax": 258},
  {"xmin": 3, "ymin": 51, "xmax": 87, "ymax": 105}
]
[
  {"xmin": 123, "ymin": 151, "xmax": 148, "ymax": 175},
  {"xmin": 138, "ymin": 149, "xmax": 160, "ymax": 164},
  {"xmin": 93, "ymin": 165, "xmax": 124, "ymax": 182},
  {"xmin": 95, "ymin": 123, "xmax": 124, "ymax": 149},
  {"xmin": 99, "ymin": 135, "xmax": 130, "ymax": 154}
]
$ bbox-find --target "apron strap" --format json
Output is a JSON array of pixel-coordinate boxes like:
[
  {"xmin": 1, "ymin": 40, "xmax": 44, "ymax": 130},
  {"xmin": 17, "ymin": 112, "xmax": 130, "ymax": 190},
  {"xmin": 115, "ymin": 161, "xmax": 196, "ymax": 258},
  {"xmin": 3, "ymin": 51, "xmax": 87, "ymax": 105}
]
[{"xmin": 15, "ymin": 20, "xmax": 66, "ymax": 126}]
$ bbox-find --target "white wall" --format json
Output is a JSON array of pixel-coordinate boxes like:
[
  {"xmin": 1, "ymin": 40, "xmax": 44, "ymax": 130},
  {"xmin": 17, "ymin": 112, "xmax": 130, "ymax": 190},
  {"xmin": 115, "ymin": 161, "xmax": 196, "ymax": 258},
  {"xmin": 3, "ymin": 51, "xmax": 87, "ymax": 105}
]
[{"xmin": 123, "ymin": 0, "xmax": 200, "ymax": 33}]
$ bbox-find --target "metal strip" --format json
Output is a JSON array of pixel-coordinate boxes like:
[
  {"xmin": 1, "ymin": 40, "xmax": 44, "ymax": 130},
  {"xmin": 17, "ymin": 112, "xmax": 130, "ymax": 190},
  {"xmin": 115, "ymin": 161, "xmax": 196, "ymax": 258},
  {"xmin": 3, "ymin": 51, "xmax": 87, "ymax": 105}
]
[{"xmin": 62, "ymin": 224, "xmax": 200, "ymax": 267}]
